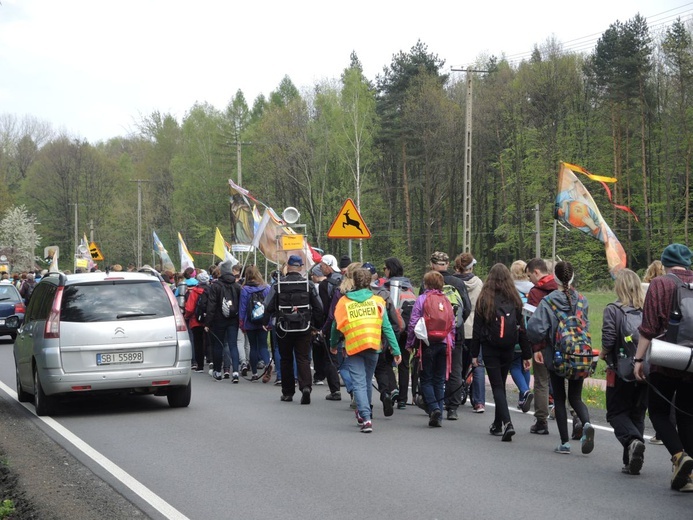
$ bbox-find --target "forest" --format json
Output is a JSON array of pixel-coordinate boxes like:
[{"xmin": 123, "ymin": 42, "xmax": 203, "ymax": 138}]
[{"xmin": 0, "ymin": 13, "xmax": 692, "ymax": 287}]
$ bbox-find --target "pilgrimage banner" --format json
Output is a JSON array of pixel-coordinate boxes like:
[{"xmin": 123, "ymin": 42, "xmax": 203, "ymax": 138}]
[{"xmin": 555, "ymin": 162, "xmax": 627, "ymax": 276}]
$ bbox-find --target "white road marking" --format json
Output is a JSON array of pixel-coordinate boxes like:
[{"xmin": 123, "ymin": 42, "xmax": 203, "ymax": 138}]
[{"xmin": 0, "ymin": 380, "xmax": 190, "ymax": 520}]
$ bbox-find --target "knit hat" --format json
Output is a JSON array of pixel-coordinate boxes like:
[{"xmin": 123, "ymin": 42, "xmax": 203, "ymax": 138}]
[
  {"xmin": 661, "ymin": 243, "xmax": 692, "ymax": 268},
  {"xmin": 310, "ymin": 265, "xmax": 323, "ymax": 278},
  {"xmin": 362, "ymin": 262, "xmax": 377, "ymax": 275},
  {"xmin": 287, "ymin": 255, "xmax": 304, "ymax": 267},
  {"xmin": 339, "ymin": 255, "xmax": 352, "ymax": 269},
  {"xmin": 196, "ymin": 270, "xmax": 210, "ymax": 284},
  {"xmin": 220, "ymin": 260, "xmax": 234, "ymax": 275},
  {"xmin": 430, "ymin": 251, "xmax": 449, "ymax": 264}
]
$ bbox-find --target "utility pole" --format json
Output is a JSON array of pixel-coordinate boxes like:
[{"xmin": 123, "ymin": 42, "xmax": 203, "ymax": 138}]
[
  {"xmin": 451, "ymin": 67, "xmax": 489, "ymax": 253},
  {"xmin": 129, "ymin": 179, "xmax": 152, "ymax": 268},
  {"xmin": 534, "ymin": 203, "xmax": 541, "ymax": 257}
]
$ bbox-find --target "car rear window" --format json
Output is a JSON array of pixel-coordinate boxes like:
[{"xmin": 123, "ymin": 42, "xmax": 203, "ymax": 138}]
[
  {"xmin": 0, "ymin": 284, "xmax": 21, "ymax": 302},
  {"xmin": 60, "ymin": 280, "xmax": 174, "ymax": 323}
]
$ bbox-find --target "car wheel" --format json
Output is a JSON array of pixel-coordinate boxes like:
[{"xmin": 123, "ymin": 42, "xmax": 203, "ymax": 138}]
[
  {"xmin": 16, "ymin": 365, "xmax": 32, "ymax": 403},
  {"xmin": 33, "ymin": 367, "xmax": 55, "ymax": 416},
  {"xmin": 167, "ymin": 380, "xmax": 191, "ymax": 408},
  {"xmin": 9, "ymin": 332, "xmax": 16, "ymax": 341}
]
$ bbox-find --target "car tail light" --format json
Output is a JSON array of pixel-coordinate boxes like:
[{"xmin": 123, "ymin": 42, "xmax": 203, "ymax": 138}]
[
  {"xmin": 163, "ymin": 282, "xmax": 187, "ymax": 332},
  {"xmin": 71, "ymin": 385, "xmax": 92, "ymax": 391},
  {"xmin": 152, "ymin": 380, "xmax": 171, "ymax": 386},
  {"xmin": 14, "ymin": 302, "xmax": 26, "ymax": 314},
  {"xmin": 45, "ymin": 286, "xmax": 64, "ymax": 339}
]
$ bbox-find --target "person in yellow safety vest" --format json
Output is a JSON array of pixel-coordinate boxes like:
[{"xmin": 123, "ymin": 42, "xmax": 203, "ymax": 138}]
[{"xmin": 331, "ymin": 268, "xmax": 401, "ymax": 433}]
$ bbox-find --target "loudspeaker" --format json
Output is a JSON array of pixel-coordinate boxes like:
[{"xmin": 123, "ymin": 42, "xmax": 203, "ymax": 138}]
[{"xmin": 282, "ymin": 207, "xmax": 300, "ymax": 224}]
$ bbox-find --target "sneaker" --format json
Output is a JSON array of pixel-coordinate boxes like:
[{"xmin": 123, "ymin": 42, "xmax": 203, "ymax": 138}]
[
  {"xmin": 390, "ymin": 389, "xmax": 400, "ymax": 404},
  {"xmin": 208, "ymin": 362, "xmax": 214, "ymax": 370},
  {"xmin": 447, "ymin": 408, "xmax": 459, "ymax": 421},
  {"xmin": 397, "ymin": 401, "xmax": 407, "ymax": 410},
  {"xmin": 241, "ymin": 363, "xmax": 249, "ymax": 377},
  {"xmin": 250, "ymin": 374, "xmax": 260, "ymax": 382},
  {"xmin": 191, "ymin": 364, "xmax": 198, "ymax": 371},
  {"xmin": 502, "ymin": 422, "xmax": 516, "ymax": 442},
  {"xmin": 211, "ymin": 370, "xmax": 223, "ymax": 381},
  {"xmin": 473, "ymin": 403, "xmax": 485, "ymax": 413},
  {"xmin": 257, "ymin": 361, "xmax": 265, "ymax": 370},
  {"xmin": 313, "ymin": 378, "xmax": 325, "ymax": 386},
  {"xmin": 649, "ymin": 435, "xmax": 663, "ymax": 445},
  {"xmin": 274, "ymin": 379, "xmax": 282, "ymax": 386},
  {"xmin": 671, "ymin": 452, "xmax": 693, "ymax": 490},
  {"xmin": 581, "ymin": 422, "xmax": 595, "ymax": 454},
  {"xmin": 382, "ymin": 392, "xmax": 394, "ymax": 417},
  {"xmin": 489, "ymin": 423, "xmax": 503, "ymax": 436},
  {"xmin": 280, "ymin": 394, "xmax": 293, "ymax": 402},
  {"xmin": 429, "ymin": 409, "xmax": 442, "ymax": 427},
  {"xmin": 232, "ymin": 372, "xmax": 239, "ymax": 384},
  {"xmin": 355, "ymin": 410, "xmax": 364, "ymax": 426},
  {"xmin": 300, "ymin": 387, "xmax": 311, "ymax": 405},
  {"xmin": 223, "ymin": 369, "xmax": 230, "ymax": 379},
  {"xmin": 555, "ymin": 442, "xmax": 571, "ymax": 454},
  {"xmin": 530, "ymin": 420, "xmax": 550, "ymax": 435},
  {"xmin": 325, "ymin": 391, "xmax": 342, "ymax": 401},
  {"xmin": 627, "ymin": 439, "xmax": 645, "ymax": 475},
  {"xmin": 194, "ymin": 367, "xmax": 204, "ymax": 373},
  {"xmin": 518, "ymin": 390, "xmax": 534, "ymax": 413},
  {"xmin": 360, "ymin": 420, "xmax": 373, "ymax": 433},
  {"xmin": 571, "ymin": 415, "xmax": 584, "ymax": 441},
  {"xmin": 681, "ymin": 477, "xmax": 693, "ymax": 492},
  {"xmin": 622, "ymin": 465, "xmax": 632, "ymax": 474}
]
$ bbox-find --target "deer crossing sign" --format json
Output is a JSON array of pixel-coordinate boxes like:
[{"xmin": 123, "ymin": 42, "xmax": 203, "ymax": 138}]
[{"xmin": 327, "ymin": 199, "xmax": 371, "ymax": 239}]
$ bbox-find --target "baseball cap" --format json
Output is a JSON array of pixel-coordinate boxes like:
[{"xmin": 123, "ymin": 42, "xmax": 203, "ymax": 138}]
[
  {"xmin": 321, "ymin": 254, "xmax": 338, "ymax": 271},
  {"xmin": 362, "ymin": 262, "xmax": 377, "ymax": 275},
  {"xmin": 287, "ymin": 255, "xmax": 304, "ymax": 267},
  {"xmin": 430, "ymin": 251, "xmax": 449, "ymax": 263}
]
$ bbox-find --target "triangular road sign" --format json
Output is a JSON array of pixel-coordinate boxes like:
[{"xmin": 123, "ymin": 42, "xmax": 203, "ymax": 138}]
[
  {"xmin": 89, "ymin": 241, "xmax": 104, "ymax": 261},
  {"xmin": 327, "ymin": 199, "xmax": 371, "ymax": 239}
]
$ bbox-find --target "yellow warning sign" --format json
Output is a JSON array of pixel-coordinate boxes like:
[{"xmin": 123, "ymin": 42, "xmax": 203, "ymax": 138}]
[
  {"xmin": 89, "ymin": 242, "xmax": 104, "ymax": 261},
  {"xmin": 327, "ymin": 199, "xmax": 371, "ymax": 239}
]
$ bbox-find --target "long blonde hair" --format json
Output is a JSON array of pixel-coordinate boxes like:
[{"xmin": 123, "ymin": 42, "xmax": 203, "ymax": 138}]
[
  {"xmin": 339, "ymin": 262, "xmax": 363, "ymax": 293},
  {"xmin": 615, "ymin": 268, "xmax": 645, "ymax": 309},
  {"xmin": 643, "ymin": 260, "xmax": 664, "ymax": 283}
]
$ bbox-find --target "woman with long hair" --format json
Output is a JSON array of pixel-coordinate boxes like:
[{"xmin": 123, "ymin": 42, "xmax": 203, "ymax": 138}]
[
  {"xmin": 239, "ymin": 265, "xmax": 271, "ymax": 381},
  {"xmin": 601, "ymin": 268, "xmax": 647, "ymax": 474},
  {"xmin": 471, "ymin": 263, "xmax": 531, "ymax": 442},
  {"xmin": 528, "ymin": 261, "xmax": 595, "ymax": 455}
]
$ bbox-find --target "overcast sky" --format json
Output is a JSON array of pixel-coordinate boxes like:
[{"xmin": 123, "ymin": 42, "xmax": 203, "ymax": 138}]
[{"xmin": 1, "ymin": 0, "xmax": 691, "ymax": 143}]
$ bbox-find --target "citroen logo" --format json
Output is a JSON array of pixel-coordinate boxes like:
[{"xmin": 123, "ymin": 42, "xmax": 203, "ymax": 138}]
[{"xmin": 114, "ymin": 327, "xmax": 125, "ymax": 336}]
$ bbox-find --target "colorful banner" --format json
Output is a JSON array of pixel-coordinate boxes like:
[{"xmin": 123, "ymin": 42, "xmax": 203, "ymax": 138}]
[
  {"xmin": 555, "ymin": 162, "xmax": 627, "ymax": 276},
  {"xmin": 229, "ymin": 179, "xmax": 260, "ymax": 245},
  {"xmin": 153, "ymin": 231, "xmax": 175, "ymax": 272},
  {"xmin": 178, "ymin": 233, "xmax": 195, "ymax": 272}
]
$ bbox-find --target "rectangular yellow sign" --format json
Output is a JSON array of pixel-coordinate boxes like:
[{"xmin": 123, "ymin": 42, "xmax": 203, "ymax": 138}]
[{"xmin": 281, "ymin": 234, "xmax": 304, "ymax": 250}]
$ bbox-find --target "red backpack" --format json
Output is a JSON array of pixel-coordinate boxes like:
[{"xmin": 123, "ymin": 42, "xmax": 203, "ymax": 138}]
[{"xmin": 423, "ymin": 291, "xmax": 454, "ymax": 343}]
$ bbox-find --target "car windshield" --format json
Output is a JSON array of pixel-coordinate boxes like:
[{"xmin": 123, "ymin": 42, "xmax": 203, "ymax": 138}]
[{"xmin": 60, "ymin": 280, "xmax": 173, "ymax": 322}]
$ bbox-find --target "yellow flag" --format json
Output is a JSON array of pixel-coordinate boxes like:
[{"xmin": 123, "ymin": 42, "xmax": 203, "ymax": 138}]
[{"xmin": 213, "ymin": 228, "xmax": 227, "ymax": 260}]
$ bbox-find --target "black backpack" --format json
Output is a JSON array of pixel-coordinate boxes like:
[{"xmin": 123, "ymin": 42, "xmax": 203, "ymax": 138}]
[
  {"xmin": 664, "ymin": 273, "xmax": 693, "ymax": 347},
  {"xmin": 220, "ymin": 282, "xmax": 239, "ymax": 319},
  {"xmin": 608, "ymin": 302, "xmax": 642, "ymax": 381},
  {"xmin": 247, "ymin": 289, "xmax": 266, "ymax": 324},
  {"xmin": 484, "ymin": 299, "xmax": 519, "ymax": 348},
  {"xmin": 195, "ymin": 286, "xmax": 209, "ymax": 323}
]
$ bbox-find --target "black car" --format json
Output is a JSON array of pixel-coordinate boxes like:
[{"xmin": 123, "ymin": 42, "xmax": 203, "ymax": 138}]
[{"xmin": 0, "ymin": 283, "xmax": 25, "ymax": 340}]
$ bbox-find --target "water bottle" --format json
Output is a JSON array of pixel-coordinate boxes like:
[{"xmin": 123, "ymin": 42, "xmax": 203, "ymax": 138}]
[
  {"xmin": 389, "ymin": 279, "xmax": 402, "ymax": 309},
  {"xmin": 665, "ymin": 308, "xmax": 682, "ymax": 343},
  {"xmin": 554, "ymin": 350, "xmax": 564, "ymax": 366}
]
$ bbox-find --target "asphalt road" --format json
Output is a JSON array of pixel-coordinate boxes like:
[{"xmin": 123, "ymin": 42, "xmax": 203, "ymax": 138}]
[{"xmin": 1, "ymin": 340, "xmax": 692, "ymax": 520}]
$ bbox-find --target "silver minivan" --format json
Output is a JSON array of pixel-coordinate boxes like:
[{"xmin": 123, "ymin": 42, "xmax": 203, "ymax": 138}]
[{"xmin": 13, "ymin": 269, "xmax": 192, "ymax": 415}]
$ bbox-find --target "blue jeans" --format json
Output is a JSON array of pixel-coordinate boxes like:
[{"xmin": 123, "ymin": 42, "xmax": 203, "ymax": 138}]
[
  {"xmin": 347, "ymin": 349, "xmax": 379, "ymax": 422},
  {"xmin": 509, "ymin": 351, "xmax": 530, "ymax": 395},
  {"xmin": 246, "ymin": 329, "xmax": 270, "ymax": 374},
  {"xmin": 420, "ymin": 342, "xmax": 447, "ymax": 414}
]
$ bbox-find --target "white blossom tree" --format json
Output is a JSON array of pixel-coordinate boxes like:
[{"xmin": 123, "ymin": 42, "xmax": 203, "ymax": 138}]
[{"xmin": 0, "ymin": 205, "xmax": 41, "ymax": 272}]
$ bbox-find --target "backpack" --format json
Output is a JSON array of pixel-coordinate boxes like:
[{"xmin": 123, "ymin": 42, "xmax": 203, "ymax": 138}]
[
  {"xmin": 422, "ymin": 291, "xmax": 454, "ymax": 343},
  {"xmin": 220, "ymin": 283, "xmax": 239, "ymax": 319},
  {"xmin": 544, "ymin": 294, "xmax": 597, "ymax": 380},
  {"xmin": 607, "ymin": 302, "xmax": 642, "ymax": 381},
  {"xmin": 442, "ymin": 284, "xmax": 465, "ymax": 329},
  {"xmin": 248, "ymin": 289, "xmax": 266, "ymax": 324},
  {"xmin": 664, "ymin": 273, "xmax": 693, "ymax": 347},
  {"xmin": 195, "ymin": 286, "xmax": 209, "ymax": 323},
  {"xmin": 485, "ymin": 299, "xmax": 519, "ymax": 348},
  {"xmin": 390, "ymin": 281, "xmax": 416, "ymax": 341}
]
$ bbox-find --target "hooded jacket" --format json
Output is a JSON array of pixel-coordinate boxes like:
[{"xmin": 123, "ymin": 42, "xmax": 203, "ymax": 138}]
[
  {"xmin": 527, "ymin": 288, "xmax": 588, "ymax": 352},
  {"xmin": 456, "ymin": 272, "xmax": 483, "ymax": 340},
  {"xmin": 239, "ymin": 282, "xmax": 270, "ymax": 331},
  {"xmin": 204, "ymin": 272, "xmax": 241, "ymax": 327},
  {"xmin": 330, "ymin": 288, "xmax": 400, "ymax": 356}
]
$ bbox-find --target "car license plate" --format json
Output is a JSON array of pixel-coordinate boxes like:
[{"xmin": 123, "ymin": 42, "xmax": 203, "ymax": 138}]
[{"xmin": 96, "ymin": 351, "xmax": 144, "ymax": 365}]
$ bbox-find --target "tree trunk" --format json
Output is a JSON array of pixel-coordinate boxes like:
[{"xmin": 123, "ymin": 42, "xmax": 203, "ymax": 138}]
[{"xmin": 402, "ymin": 141, "xmax": 412, "ymax": 255}]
